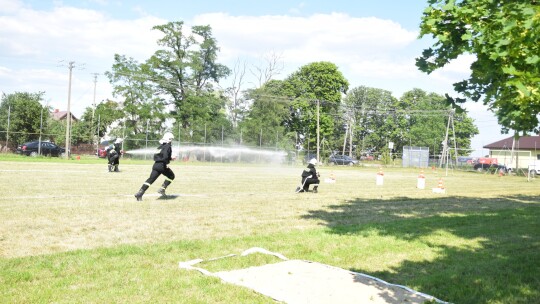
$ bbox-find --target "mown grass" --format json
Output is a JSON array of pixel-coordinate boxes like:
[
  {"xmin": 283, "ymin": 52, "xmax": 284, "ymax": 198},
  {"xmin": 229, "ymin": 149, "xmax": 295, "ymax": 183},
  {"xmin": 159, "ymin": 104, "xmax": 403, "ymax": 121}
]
[{"xmin": 0, "ymin": 156, "xmax": 538, "ymax": 303}]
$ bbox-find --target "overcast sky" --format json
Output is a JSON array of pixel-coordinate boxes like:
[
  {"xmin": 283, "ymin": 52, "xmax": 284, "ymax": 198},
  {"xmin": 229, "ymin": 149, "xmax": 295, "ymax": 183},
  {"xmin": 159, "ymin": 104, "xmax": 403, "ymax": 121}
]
[{"xmin": 0, "ymin": 0, "xmax": 505, "ymax": 155}]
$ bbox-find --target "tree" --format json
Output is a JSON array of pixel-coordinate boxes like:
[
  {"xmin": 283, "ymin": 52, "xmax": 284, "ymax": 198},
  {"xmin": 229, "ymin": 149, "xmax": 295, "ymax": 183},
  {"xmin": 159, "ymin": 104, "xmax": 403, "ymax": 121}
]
[
  {"xmin": 343, "ymin": 87, "xmax": 478, "ymax": 158},
  {"xmin": 105, "ymin": 55, "xmax": 168, "ymax": 149},
  {"xmin": 416, "ymin": 0, "xmax": 540, "ymax": 134},
  {"xmin": 343, "ymin": 86, "xmax": 397, "ymax": 156},
  {"xmin": 0, "ymin": 92, "xmax": 47, "ymax": 148},
  {"xmin": 282, "ymin": 62, "xmax": 349, "ymax": 156},
  {"xmin": 223, "ymin": 58, "xmax": 249, "ymax": 129},
  {"xmin": 399, "ymin": 89, "xmax": 478, "ymax": 156},
  {"xmin": 147, "ymin": 21, "xmax": 230, "ymax": 129},
  {"xmin": 106, "ymin": 21, "xmax": 230, "ymax": 147},
  {"xmin": 250, "ymin": 51, "xmax": 285, "ymax": 87},
  {"xmin": 240, "ymin": 80, "xmax": 292, "ymax": 148}
]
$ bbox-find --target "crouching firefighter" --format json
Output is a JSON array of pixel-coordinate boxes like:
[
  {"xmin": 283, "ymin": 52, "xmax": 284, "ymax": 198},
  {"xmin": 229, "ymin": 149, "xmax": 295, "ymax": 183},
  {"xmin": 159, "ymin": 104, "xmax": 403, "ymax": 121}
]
[
  {"xmin": 134, "ymin": 132, "xmax": 176, "ymax": 201},
  {"xmin": 297, "ymin": 158, "xmax": 320, "ymax": 193},
  {"xmin": 106, "ymin": 144, "xmax": 119, "ymax": 172}
]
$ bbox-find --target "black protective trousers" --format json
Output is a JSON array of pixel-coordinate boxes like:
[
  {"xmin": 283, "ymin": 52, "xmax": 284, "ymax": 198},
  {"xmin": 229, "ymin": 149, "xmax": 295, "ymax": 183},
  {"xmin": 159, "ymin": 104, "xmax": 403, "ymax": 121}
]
[
  {"xmin": 302, "ymin": 177, "xmax": 319, "ymax": 191},
  {"xmin": 145, "ymin": 162, "xmax": 175, "ymax": 184}
]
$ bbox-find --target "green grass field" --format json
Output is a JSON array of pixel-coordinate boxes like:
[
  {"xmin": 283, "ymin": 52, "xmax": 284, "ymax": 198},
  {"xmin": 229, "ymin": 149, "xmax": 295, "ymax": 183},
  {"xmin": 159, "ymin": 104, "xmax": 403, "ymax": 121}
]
[{"xmin": 0, "ymin": 155, "xmax": 539, "ymax": 303}]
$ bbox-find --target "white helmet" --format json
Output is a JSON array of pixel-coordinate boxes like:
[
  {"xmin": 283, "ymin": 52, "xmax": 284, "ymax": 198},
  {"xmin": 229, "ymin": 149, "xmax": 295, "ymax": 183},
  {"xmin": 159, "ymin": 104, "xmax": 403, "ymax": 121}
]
[
  {"xmin": 161, "ymin": 132, "xmax": 174, "ymax": 143},
  {"xmin": 309, "ymin": 158, "xmax": 317, "ymax": 165},
  {"xmin": 114, "ymin": 138, "xmax": 123, "ymax": 144}
]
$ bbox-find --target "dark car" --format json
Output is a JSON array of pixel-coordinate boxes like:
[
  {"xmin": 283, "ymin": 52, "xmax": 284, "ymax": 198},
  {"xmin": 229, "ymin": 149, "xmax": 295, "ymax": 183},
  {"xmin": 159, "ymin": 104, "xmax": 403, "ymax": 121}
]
[
  {"xmin": 328, "ymin": 154, "xmax": 359, "ymax": 166},
  {"xmin": 474, "ymin": 163, "xmax": 510, "ymax": 173},
  {"xmin": 15, "ymin": 141, "xmax": 66, "ymax": 157}
]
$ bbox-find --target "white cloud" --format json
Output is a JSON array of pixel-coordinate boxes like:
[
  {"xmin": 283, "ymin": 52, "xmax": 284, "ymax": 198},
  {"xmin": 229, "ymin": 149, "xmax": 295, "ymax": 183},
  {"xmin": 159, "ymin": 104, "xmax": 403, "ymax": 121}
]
[
  {"xmin": 0, "ymin": 0, "xmax": 23, "ymax": 13},
  {"xmin": 193, "ymin": 13, "xmax": 417, "ymax": 63},
  {"xmin": 0, "ymin": 3, "xmax": 490, "ymax": 146},
  {"xmin": 0, "ymin": 4, "xmax": 165, "ymax": 60}
]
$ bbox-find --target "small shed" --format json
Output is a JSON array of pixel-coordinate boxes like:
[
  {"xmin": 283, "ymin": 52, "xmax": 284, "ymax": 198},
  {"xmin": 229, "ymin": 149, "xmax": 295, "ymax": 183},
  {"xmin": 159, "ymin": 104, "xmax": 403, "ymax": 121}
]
[{"xmin": 402, "ymin": 146, "xmax": 429, "ymax": 168}]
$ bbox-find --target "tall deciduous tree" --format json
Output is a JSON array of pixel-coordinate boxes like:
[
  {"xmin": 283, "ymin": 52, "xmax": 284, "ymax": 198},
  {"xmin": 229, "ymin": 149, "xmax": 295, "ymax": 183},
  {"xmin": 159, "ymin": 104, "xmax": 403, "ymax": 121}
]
[
  {"xmin": 223, "ymin": 58, "xmax": 249, "ymax": 129},
  {"xmin": 0, "ymin": 92, "xmax": 46, "ymax": 147},
  {"xmin": 282, "ymin": 62, "xmax": 349, "ymax": 154},
  {"xmin": 147, "ymin": 21, "xmax": 230, "ymax": 129},
  {"xmin": 240, "ymin": 80, "xmax": 291, "ymax": 148},
  {"xmin": 105, "ymin": 54, "xmax": 168, "ymax": 148},
  {"xmin": 343, "ymin": 86, "xmax": 397, "ymax": 155},
  {"xmin": 79, "ymin": 100, "xmax": 124, "ymax": 140},
  {"xmin": 399, "ymin": 89, "xmax": 478, "ymax": 156},
  {"xmin": 416, "ymin": 0, "xmax": 540, "ymax": 134}
]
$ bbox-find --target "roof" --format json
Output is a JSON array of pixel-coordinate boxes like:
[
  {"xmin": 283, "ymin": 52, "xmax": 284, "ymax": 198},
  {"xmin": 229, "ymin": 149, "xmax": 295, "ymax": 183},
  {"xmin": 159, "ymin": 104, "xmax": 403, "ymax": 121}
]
[
  {"xmin": 483, "ymin": 136, "xmax": 540, "ymax": 150},
  {"xmin": 51, "ymin": 110, "xmax": 78, "ymax": 122}
]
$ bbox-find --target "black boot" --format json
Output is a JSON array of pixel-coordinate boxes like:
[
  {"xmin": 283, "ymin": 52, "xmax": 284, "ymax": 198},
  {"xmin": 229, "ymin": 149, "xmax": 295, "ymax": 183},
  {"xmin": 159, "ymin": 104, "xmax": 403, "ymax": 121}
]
[
  {"xmin": 134, "ymin": 184, "xmax": 149, "ymax": 201},
  {"xmin": 158, "ymin": 180, "xmax": 172, "ymax": 197},
  {"xmin": 108, "ymin": 164, "xmax": 113, "ymax": 172},
  {"xmin": 134, "ymin": 190, "xmax": 144, "ymax": 201},
  {"xmin": 114, "ymin": 165, "xmax": 119, "ymax": 172},
  {"xmin": 313, "ymin": 185, "xmax": 318, "ymax": 193}
]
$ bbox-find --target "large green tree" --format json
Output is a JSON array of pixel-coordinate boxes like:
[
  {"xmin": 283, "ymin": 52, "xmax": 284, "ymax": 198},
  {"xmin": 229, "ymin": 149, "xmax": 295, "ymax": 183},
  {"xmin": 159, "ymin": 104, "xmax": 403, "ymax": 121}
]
[
  {"xmin": 343, "ymin": 86, "xmax": 397, "ymax": 156},
  {"xmin": 416, "ymin": 0, "xmax": 540, "ymax": 134},
  {"xmin": 147, "ymin": 21, "xmax": 230, "ymax": 130},
  {"xmin": 281, "ymin": 62, "xmax": 349, "ymax": 156},
  {"xmin": 240, "ymin": 80, "xmax": 292, "ymax": 148},
  {"xmin": 0, "ymin": 92, "xmax": 47, "ymax": 148},
  {"xmin": 399, "ymin": 89, "xmax": 478, "ymax": 156},
  {"xmin": 343, "ymin": 87, "xmax": 478, "ymax": 158},
  {"xmin": 106, "ymin": 21, "xmax": 231, "ymax": 146},
  {"xmin": 105, "ymin": 55, "xmax": 168, "ymax": 148},
  {"xmin": 79, "ymin": 100, "xmax": 125, "ymax": 142}
]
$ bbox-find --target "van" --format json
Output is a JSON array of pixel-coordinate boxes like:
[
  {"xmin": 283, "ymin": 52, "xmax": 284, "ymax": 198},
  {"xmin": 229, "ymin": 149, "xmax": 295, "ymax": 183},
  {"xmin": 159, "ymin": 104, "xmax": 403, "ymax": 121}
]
[{"xmin": 528, "ymin": 160, "xmax": 540, "ymax": 177}]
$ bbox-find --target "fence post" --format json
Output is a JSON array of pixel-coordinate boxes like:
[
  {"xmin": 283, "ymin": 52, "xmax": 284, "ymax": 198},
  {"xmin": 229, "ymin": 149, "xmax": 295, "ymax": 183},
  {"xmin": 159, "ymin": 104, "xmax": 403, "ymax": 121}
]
[
  {"xmin": 144, "ymin": 119, "xmax": 149, "ymax": 160},
  {"xmin": 5, "ymin": 105, "xmax": 10, "ymax": 149}
]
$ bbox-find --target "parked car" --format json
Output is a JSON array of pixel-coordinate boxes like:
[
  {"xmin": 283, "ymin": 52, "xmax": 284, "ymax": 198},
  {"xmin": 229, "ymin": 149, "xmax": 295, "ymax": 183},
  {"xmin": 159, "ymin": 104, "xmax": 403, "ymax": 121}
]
[
  {"xmin": 96, "ymin": 147, "xmax": 108, "ymax": 158},
  {"xmin": 328, "ymin": 154, "xmax": 359, "ymax": 166},
  {"xmin": 528, "ymin": 161, "xmax": 540, "ymax": 177},
  {"xmin": 15, "ymin": 141, "xmax": 66, "ymax": 157},
  {"xmin": 474, "ymin": 163, "xmax": 510, "ymax": 173}
]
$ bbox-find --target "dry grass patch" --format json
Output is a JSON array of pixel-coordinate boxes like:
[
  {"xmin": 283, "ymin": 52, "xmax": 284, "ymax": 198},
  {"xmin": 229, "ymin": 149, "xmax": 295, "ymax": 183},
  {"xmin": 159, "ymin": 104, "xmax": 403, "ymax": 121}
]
[{"xmin": 0, "ymin": 161, "xmax": 538, "ymax": 258}]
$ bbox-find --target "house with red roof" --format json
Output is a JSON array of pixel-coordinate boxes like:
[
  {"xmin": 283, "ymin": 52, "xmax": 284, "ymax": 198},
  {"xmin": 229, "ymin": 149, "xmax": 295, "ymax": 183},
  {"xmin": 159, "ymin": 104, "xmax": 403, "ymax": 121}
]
[
  {"xmin": 51, "ymin": 109, "xmax": 78, "ymax": 122},
  {"xmin": 483, "ymin": 136, "xmax": 540, "ymax": 169}
]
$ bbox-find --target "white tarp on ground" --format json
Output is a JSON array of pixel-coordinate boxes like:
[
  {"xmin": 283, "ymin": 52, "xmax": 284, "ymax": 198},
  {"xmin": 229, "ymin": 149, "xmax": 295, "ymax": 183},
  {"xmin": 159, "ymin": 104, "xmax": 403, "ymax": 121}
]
[{"xmin": 179, "ymin": 247, "xmax": 447, "ymax": 304}]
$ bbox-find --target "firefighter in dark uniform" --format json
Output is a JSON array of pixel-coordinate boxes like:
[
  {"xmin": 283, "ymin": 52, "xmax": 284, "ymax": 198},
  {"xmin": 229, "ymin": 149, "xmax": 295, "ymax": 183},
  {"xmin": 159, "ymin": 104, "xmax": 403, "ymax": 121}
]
[
  {"xmin": 134, "ymin": 132, "xmax": 176, "ymax": 201},
  {"xmin": 112, "ymin": 138, "xmax": 123, "ymax": 172},
  {"xmin": 106, "ymin": 144, "xmax": 119, "ymax": 172},
  {"xmin": 297, "ymin": 158, "xmax": 320, "ymax": 193}
]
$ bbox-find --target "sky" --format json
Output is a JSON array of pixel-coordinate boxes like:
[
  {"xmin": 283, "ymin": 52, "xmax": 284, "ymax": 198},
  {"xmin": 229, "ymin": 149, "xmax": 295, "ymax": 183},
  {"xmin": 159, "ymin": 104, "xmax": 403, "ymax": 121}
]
[{"xmin": 0, "ymin": 0, "xmax": 506, "ymax": 155}]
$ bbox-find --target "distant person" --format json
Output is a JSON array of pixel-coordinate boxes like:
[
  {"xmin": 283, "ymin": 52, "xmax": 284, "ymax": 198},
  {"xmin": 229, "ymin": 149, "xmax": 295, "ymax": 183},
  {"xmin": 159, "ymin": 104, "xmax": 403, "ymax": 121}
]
[
  {"xmin": 134, "ymin": 132, "xmax": 176, "ymax": 201},
  {"xmin": 112, "ymin": 138, "xmax": 123, "ymax": 172},
  {"xmin": 106, "ymin": 144, "xmax": 119, "ymax": 172},
  {"xmin": 296, "ymin": 158, "xmax": 320, "ymax": 193}
]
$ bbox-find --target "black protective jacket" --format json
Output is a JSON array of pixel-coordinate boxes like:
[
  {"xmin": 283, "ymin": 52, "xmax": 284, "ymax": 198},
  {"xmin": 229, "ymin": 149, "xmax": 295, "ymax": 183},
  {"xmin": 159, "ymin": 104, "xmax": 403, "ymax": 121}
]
[
  {"xmin": 153, "ymin": 142, "xmax": 173, "ymax": 165},
  {"xmin": 301, "ymin": 163, "xmax": 318, "ymax": 180}
]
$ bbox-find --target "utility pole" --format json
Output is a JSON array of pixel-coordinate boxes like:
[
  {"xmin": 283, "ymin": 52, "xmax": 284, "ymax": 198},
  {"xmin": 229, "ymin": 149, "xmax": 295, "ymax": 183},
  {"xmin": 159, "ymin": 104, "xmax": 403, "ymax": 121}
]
[
  {"xmin": 439, "ymin": 109, "xmax": 457, "ymax": 176},
  {"xmin": 96, "ymin": 114, "xmax": 100, "ymax": 156},
  {"xmin": 316, "ymin": 99, "xmax": 320, "ymax": 163},
  {"xmin": 5, "ymin": 105, "xmax": 10, "ymax": 149},
  {"xmin": 91, "ymin": 73, "xmax": 98, "ymax": 119},
  {"xmin": 64, "ymin": 61, "xmax": 75, "ymax": 159},
  {"xmin": 91, "ymin": 73, "xmax": 99, "ymax": 154}
]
